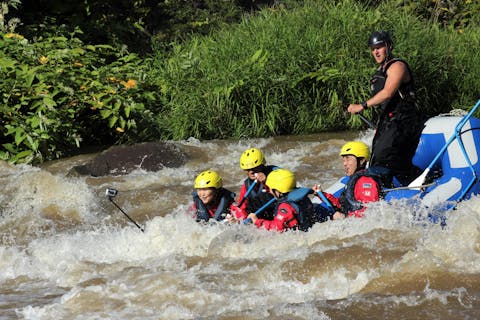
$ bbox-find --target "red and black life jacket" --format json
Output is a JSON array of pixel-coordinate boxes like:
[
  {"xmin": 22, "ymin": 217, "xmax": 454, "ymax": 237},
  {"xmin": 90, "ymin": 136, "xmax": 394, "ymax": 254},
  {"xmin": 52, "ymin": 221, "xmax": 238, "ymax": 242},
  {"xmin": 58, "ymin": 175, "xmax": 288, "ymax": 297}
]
[
  {"xmin": 276, "ymin": 187, "xmax": 316, "ymax": 231},
  {"xmin": 339, "ymin": 171, "xmax": 384, "ymax": 215}
]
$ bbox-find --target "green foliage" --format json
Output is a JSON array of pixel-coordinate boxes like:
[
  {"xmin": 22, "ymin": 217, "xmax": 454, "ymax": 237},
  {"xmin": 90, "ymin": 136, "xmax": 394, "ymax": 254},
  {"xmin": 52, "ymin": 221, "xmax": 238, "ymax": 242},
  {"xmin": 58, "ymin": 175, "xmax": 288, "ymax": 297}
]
[
  {"xmin": 152, "ymin": 0, "xmax": 480, "ymax": 140},
  {"xmin": 0, "ymin": 29, "xmax": 161, "ymax": 163},
  {"xmin": 1, "ymin": 0, "xmax": 480, "ymax": 163},
  {"xmin": 392, "ymin": 0, "xmax": 480, "ymax": 30},
  {"xmin": 0, "ymin": 0, "xmax": 21, "ymax": 33},
  {"xmin": 15, "ymin": 0, "xmax": 277, "ymax": 54},
  {"xmin": 153, "ymin": 1, "xmax": 362, "ymax": 139}
]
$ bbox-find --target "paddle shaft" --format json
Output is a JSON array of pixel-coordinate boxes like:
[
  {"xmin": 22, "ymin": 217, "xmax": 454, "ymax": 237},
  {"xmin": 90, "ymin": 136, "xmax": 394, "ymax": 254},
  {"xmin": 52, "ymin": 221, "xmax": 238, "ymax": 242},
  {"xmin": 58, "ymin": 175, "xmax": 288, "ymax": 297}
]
[
  {"xmin": 236, "ymin": 179, "xmax": 257, "ymax": 208},
  {"xmin": 408, "ymin": 99, "xmax": 480, "ymax": 187},
  {"xmin": 316, "ymin": 190, "xmax": 334, "ymax": 209},
  {"xmin": 384, "ymin": 182, "xmax": 435, "ymax": 192},
  {"xmin": 357, "ymin": 113, "xmax": 376, "ymax": 130},
  {"xmin": 243, "ymin": 197, "xmax": 276, "ymax": 224}
]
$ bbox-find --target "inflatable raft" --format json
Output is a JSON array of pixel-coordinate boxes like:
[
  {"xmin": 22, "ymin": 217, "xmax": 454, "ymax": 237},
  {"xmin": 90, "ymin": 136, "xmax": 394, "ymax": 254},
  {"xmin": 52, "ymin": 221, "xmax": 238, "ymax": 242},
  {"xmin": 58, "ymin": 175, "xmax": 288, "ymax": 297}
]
[{"xmin": 322, "ymin": 99, "xmax": 480, "ymax": 212}]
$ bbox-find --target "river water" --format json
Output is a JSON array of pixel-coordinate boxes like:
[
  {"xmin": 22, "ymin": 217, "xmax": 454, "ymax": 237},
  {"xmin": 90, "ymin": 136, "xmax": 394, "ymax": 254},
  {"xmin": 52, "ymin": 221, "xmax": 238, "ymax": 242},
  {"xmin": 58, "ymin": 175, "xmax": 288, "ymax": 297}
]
[{"xmin": 1, "ymin": 130, "xmax": 479, "ymax": 319}]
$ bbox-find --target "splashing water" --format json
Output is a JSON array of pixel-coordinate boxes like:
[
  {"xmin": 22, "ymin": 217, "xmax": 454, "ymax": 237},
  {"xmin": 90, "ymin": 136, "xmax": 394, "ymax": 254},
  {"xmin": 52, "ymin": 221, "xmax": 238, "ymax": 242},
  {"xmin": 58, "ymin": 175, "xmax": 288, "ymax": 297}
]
[{"xmin": 1, "ymin": 132, "xmax": 479, "ymax": 319}]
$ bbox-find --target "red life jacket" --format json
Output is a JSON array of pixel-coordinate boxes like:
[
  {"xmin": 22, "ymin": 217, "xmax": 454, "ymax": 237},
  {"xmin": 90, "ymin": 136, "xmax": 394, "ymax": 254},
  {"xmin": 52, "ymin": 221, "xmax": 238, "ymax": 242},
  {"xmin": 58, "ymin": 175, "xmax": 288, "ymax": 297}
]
[
  {"xmin": 354, "ymin": 175, "xmax": 380, "ymax": 203},
  {"xmin": 350, "ymin": 175, "xmax": 381, "ymax": 217},
  {"xmin": 340, "ymin": 171, "xmax": 384, "ymax": 217}
]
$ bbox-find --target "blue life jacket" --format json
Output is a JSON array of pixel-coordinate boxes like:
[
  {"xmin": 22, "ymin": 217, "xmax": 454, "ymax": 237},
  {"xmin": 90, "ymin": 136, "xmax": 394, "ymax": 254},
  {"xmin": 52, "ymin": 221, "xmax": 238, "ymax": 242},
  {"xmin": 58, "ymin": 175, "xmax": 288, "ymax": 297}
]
[{"xmin": 192, "ymin": 188, "xmax": 235, "ymax": 222}]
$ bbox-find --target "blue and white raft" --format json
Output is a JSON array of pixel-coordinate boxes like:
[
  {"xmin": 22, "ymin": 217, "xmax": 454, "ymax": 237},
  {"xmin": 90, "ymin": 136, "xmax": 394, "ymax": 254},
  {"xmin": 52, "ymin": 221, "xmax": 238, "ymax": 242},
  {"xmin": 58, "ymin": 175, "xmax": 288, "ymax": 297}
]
[{"xmin": 322, "ymin": 99, "xmax": 480, "ymax": 212}]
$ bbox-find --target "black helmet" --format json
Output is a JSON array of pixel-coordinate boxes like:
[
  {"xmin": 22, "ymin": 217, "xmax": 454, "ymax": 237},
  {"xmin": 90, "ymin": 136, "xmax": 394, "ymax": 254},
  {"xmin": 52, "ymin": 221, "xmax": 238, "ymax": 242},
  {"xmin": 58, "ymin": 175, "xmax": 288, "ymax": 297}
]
[{"xmin": 368, "ymin": 30, "xmax": 393, "ymax": 49}]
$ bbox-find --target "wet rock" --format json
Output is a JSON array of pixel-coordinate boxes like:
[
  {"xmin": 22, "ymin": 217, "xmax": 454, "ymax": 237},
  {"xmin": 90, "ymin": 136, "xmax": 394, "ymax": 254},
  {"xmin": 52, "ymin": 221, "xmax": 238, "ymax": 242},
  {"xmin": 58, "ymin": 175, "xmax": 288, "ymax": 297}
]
[{"xmin": 70, "ymin": 142, "xmax": 188, "ymax": 176}]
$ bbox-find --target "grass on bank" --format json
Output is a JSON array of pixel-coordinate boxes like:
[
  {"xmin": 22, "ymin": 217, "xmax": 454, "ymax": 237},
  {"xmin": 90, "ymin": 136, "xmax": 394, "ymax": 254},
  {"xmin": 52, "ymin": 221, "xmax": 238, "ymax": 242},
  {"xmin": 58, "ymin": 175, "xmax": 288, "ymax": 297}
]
[
  {"xmin": 1, "ymin": 0, "xmax": 480, "ymax": 163},
  {"xmin": 151, "ymin": 0, "xmax": 480, "ymax": 140}
]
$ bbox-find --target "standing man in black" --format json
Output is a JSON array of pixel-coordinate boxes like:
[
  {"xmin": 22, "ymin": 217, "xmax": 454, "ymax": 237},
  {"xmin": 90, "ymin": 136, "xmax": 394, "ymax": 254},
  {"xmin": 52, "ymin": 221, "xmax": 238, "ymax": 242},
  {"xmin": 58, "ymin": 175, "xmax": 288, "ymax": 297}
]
[{"xmin": 347, "ymin": 30, "xmax": 424, "ymax": 186}]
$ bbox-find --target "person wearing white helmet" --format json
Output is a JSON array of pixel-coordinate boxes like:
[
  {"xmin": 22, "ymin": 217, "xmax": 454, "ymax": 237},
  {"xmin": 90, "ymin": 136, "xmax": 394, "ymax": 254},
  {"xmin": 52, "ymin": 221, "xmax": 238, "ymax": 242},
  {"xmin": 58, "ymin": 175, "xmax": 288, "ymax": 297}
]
[{"xmin": 347, "ymin": 30, "xmax": 424, "ymax": 186}]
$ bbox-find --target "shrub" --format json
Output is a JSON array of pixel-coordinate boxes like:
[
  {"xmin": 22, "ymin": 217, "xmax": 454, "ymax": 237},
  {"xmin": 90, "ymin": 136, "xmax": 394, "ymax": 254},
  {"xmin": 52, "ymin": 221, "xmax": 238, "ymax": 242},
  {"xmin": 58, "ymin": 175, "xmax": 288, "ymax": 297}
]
[{"xmin": 0, "ymin": 28, "xmax": 161, "ymax": 163}]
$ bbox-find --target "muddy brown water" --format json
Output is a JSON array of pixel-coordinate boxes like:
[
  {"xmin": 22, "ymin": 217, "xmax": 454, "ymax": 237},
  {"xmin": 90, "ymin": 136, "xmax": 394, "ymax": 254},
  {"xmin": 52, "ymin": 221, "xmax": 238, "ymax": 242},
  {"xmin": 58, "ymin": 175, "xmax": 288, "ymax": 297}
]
[{"xmin": 1, "ymin": 131, "xmax": 479, "ymax": 319}]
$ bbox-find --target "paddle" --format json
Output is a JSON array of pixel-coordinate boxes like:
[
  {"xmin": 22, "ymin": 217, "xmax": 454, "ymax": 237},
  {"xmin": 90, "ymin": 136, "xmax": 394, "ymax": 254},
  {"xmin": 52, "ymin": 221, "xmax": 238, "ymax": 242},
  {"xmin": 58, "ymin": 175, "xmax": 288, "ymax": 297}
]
[
  {"xmin": 236, "ymin": 179, "xmax": 257, "ymax": 208},
  {"xmin": 243, "ymin": 197, "xmax": 276, "ymax": 224},
  {"xmin": 315, "ymin": 190, "xmax": 335, "ymax": 212},
  {"xmin": 345, "ymin": 103, "xmax": 377, "ymax": 130},
  {"xmin": 357, "ymin": 113, "xmax": 376, "ymax": 130},
  {"xmin": 408, "ymin": 99, "xmax": 480, "ymax": 189},
  {"xmin": 383, "ymin": 182, "xmax": 435, "ymax": 192},
  {"xmin": 106, "ymin": 188, "xmax": 145, "ymax": 232}
]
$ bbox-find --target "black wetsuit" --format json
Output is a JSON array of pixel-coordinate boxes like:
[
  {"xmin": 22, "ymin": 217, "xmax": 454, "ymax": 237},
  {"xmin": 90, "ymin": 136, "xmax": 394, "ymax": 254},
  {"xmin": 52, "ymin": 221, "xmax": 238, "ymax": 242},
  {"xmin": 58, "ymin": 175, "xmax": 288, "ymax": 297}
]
[{"xmin": 369, "ymin": 58, "xmax": 424, "ymax": 185}]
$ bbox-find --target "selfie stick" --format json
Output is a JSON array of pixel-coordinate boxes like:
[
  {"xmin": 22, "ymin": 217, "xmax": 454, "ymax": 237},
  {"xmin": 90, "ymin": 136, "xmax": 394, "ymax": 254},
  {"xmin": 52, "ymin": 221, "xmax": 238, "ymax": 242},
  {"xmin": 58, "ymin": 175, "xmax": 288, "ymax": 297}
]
[{"xmin": 106, "ymin": 188, "xmax": 145, "ymax": 232}]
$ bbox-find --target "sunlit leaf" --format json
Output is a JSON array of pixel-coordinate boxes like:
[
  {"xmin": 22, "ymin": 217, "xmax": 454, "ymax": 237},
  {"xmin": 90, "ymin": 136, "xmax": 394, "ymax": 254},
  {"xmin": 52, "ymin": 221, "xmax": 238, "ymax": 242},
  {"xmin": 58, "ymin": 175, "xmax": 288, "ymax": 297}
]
[
  {"xmin": 108, "ymin": 116, "xmax": 118, "ymax": 127},
  {"xmin": 14, "ymin": 128, "xmax": 26, "ymax": 145}
]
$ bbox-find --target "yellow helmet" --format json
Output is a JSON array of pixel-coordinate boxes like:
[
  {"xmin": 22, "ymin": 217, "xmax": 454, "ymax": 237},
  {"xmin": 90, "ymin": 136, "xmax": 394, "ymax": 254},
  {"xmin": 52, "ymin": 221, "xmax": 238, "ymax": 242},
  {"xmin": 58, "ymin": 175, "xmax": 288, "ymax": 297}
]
[
  {"xmin": 339, "ymin": 141, "xmax": 370, "ymax": 159},
  {"xmin": 194, "ymin": 170, "xmax": 222, "ymax": 189},
  {"xmin": 265, "ymin": 168, "xmax": 296, "ymax": 194},
  {"xmin": 239, "ymin": 148, "xmax": 266, "ymax": 170}
]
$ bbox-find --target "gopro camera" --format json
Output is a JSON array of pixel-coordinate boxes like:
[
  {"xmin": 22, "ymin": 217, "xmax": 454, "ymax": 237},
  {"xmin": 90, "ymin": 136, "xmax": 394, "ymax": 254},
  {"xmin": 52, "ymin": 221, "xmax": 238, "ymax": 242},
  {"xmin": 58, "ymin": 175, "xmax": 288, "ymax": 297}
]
[{"xmin": 105, "ymin": 188, "xmax": 118, "ymax": 197}]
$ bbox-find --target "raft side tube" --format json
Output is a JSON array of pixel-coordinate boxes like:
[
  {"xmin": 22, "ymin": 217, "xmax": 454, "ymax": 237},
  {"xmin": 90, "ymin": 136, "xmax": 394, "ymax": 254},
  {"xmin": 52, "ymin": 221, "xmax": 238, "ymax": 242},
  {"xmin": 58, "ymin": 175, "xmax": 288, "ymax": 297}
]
[
  {"xmin": 325, "ymin": 115, "xmax": 480, "ymax": 207},
  {"xmin": 388, "ymin": 116, "xmax": 480, "ymax": 203}
]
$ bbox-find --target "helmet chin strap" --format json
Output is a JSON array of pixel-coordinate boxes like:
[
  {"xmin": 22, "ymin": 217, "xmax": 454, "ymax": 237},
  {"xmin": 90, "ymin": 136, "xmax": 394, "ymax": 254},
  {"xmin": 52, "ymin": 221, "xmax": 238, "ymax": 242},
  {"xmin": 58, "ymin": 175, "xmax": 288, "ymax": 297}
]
[
  {"xmin": 375, "ymin": 42, "xmax": 393, "ymax": 66},
  {"xmin": 357, "ymin": 158, "xmax": 367, "ymax": 171},
  {"xmin": 271, "ymin": 189, "xmax": 282, "ymax": 199},
  {"xmin": 384, "ymin": 45, "xmax": 394, "ymax": 64}
]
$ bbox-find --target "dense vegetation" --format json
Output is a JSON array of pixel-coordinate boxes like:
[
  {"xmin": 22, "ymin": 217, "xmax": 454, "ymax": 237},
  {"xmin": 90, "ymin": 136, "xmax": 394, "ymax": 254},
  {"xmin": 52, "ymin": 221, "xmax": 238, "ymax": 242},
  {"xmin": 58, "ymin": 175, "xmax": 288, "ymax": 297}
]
[{"xmin": 1, "ymin": 0, "xmax": 479, "ymax": 163}]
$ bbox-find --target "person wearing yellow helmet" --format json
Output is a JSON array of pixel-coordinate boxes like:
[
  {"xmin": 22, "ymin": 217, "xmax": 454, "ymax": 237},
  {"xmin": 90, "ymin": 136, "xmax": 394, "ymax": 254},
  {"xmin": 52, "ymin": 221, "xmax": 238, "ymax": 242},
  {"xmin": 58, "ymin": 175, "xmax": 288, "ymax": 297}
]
[
  {"xmin": 247, "ymin": 168, "xmax": 316, "ymax": 232},
  {"xmin": 338, "ymin": 141, "xmax": 369, "ymax": 176},
  {"xmin": 313, "ymin": 141, "xmax": 382, "ymax": 221},
  {"xmin": 230, "ymin": 148, "xmax": 279, "ymax": 221},
  {"xmin": 191, "ymin": 170, "xmax": 236, "ymax": 222}
]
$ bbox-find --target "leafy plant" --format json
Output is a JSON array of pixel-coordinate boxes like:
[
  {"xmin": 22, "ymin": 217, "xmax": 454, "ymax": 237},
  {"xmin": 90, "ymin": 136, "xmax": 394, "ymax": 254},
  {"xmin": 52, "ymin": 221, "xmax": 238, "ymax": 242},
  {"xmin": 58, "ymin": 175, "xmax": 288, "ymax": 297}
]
[
  {"xmin": 151, "ymin": 0, "xmax": 480, "ymax": 141},
  {"xmin": 0, "ymin": 28, "xmax": 162, "ymax": 163},
  {"xmin": 0, "ymin": 0, "xmax": 21, "ymax": 33},
  {"xmin": 1, "ymin": 0, "xmax": 480, "ymax": 164}
]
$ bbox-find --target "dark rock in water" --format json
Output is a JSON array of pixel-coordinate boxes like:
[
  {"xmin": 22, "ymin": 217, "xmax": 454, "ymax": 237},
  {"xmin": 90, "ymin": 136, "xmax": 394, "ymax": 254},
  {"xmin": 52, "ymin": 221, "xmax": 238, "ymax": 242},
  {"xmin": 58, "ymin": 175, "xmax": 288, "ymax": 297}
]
[{"xmin": 70, "ymin": 142, "xmax": 188, "ymax": 176}]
